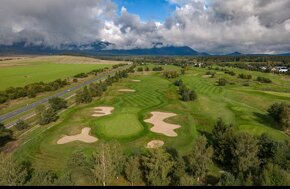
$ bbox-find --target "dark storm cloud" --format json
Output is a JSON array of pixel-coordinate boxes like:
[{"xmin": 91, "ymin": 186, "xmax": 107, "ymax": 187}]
[
  {"xmin": 0, "ymin": 0, "xmax": 116, "ymax": 47},
  {"xmin": 0, "ymin": 0, "xmax": 290, "ymax": 54}
]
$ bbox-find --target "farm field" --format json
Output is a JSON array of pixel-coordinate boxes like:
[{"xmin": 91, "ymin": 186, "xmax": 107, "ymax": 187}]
[
  {"xmin": 10, "ymin": 64, "xmax": 290, "ymax": 185},
  {"xmin": 0, "ymin": 55, "xmax": 121, "ymax": 90}
]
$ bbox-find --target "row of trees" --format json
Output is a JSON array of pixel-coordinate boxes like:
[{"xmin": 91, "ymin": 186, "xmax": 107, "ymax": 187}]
[
  {"xmin": 174, "ymin": 79, "xmax": 197, "ymax": 102},
  {"xmin": 75, "ymin": 67, "xmax": 133, "ymax": 105},
  {"xmin": 0, "ymin": 79, "xmax": 68, "ymax": 104},
  {"xmin": 0, "ymin": 152, "xmax": 74, "ymax": 186}
]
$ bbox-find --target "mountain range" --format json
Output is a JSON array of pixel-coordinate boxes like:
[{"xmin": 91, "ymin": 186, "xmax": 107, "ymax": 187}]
[{"xmin": 0, "ymin": 41, "xmax": 289, "ymax": 56}]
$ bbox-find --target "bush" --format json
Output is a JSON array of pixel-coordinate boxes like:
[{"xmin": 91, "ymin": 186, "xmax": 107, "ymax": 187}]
[
  {"xmin": 48, "ymin": 97, "xmax": 67, "ymax": 112},
  {"xmin": 217, "ymin": 78, "xmax": 227, "ymax": 86},
  {"xmin": 163, "ymin": 71, "xmax": 179, "ymax": 79},
  {"xmin": 238, "ymin": 74, "xmax": 252, "ymax": 79},
  {"xmin": 257, "ymin": 77, "xmax": 272, "ymax": 83},
  {"xmin": 152, "ymin": 66, "xmax": 164, "ymax": 71},
  {"xmin": 15, "ymin": 120, "xmax": 28, "ymax": 131},
  {"xmin": 74, "ymin": 73, "xmax": 88, "ymax": 78},
  {"xmin": 137, "ymin": 67, "xmax": 143, "ymax": 72}
]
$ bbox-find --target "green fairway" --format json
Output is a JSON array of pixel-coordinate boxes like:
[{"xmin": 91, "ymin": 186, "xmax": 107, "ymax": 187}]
[
  {"xmin": 10, "ymin": 64, "xmax": 290, "ymax": 185},
  {"xmin": 0, "ymin": 62, "xmax": 112, "ymax": 90}
]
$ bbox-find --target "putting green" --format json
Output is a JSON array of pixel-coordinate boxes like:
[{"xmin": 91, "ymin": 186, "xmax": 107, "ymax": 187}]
[{"xmin": 94, "ymin": 109, "xmax": 144, "ymax": 139}]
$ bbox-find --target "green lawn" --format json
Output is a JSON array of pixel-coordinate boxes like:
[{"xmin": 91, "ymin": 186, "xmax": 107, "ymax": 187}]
[{"xmin": 0, "ymin": 62, "xmax": 112, "ymax": 90}]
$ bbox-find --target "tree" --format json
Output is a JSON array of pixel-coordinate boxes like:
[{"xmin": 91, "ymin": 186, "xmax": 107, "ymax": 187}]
[
  {"xmin": 124, "ymin": 156, "xmax": 142, "ymax": 186},
  {"xmin": 15, "ymin": 120, "xmax": 29, "ymax": 131},
  {"xmin": 267, "ymin": 103, "xmax": 290, "ymax": 132},
  {"xmin": 186, "ymin": 136, "xmax": 213, "ymax": 183},
  {"xmin": 170, "ymin": 156, "xmax": 197, "ymax": 186},
  {"xmin": 91, "ymin": 142, "xmax": 123, "ymax": 186},
  {"xmin": 259, "ymin": 163, "xmax": 290, "ymax": 186},
  {"xmin": 230, "ymin": 132, "xmax": 260, "ymax": 175},
  {"xmin": 257, "ymin": 134, "xmax": 278, "ymax": 166},
  {"xmin": 35, "ymin": 105, "xmax": 58, "ymax": 125},
  {"xmin": 75, "ymin": 86, "xmax": 92, "ymax": 104},
  {"xmin": 0, "ymin": 123, "xmax": 12, "ymax": 146},
  {"xmin": 212, "ymin": 118, "xmax": 234, "ymax": 167},
  {"xmin": 279, "ymin": 105, "xmax": 290, "ymax": 133},
  {"xmin": 26, "ymin": 170, "xmax": 74, "ymax": 186},
  {"xmin": 218, "ymin": 172, "xmax": 239, "ymax": 186},
  {"xmin": 0, "ymin": 153, "xmax": 28, "ymax": 186},
  {"xmin": 48, "ymin": 97, "xmax": 67, "ymax": 112},
  {"xmin": 141, "ymin": 148, "xmax": 174, "ymax": 186}
]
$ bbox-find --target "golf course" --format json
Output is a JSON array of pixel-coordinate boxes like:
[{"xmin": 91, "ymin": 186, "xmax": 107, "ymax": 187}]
[{"xmin": 4, "ymin": 61, "xmax": 289, "ymax": 185}]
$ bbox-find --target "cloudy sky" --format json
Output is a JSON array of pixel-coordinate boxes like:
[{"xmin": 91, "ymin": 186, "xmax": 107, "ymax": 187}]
[{"xmin": 0, "ymin": 0, "xmax": 290, "ymax": 54}]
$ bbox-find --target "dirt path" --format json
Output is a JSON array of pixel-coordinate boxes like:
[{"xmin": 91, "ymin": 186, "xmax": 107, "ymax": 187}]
[
  {"xmin": 132, "ymin": 80, "xmax": 141, "ymax": 82},
  {"xmin": 57, "ymin": 127, "xmax": 98, "ymax": 144},
  {"xmin": 92, "ymin": 106, "xmax": 114, "ymax": 117},
  {"xmin": 144, "ymin": 112, "xmax": 181, "ymax": 137}
]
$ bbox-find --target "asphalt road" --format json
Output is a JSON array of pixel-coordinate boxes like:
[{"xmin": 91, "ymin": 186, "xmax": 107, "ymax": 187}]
[{"xmin": 0, "ymin": 65, "xmax": 130, "ymax": 124}]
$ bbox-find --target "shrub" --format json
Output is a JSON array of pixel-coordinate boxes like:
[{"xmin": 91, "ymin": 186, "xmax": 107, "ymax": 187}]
[
  {"xmin": 15, "ymin": 120, "xmax": 28, "ymax": 131},
  {"xmin": 257, "ymin": 77, "xmax": 272, "ymax": 83},
  {"xmin": 217, "ymin": 78, "xmax": 227, "ymax": 86}
]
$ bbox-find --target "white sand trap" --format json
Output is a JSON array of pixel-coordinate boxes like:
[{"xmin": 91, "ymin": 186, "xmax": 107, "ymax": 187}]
[
  {"xmin": 144, "ymin": 112, "xmax": 181, "ymax": 137},
  {"xmin": 118, "ymin": 89, "xmax": 136, "ymax": 92},
  {"xmin": 57, "ymin": 128, "xmax": 98, "ymax": 144},
  {"xmin": 132, "ymin": 80, "xmax": 141, "ymax": 82},
  {"xmin": 146, "ymin": 140, "xmax": 164, "ymax": 149},
  {"xmin": 92, "ymin": 106, "xmax": 114, "ymax": 117}
]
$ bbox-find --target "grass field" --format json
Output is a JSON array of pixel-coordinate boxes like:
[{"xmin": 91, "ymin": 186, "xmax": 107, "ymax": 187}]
[
  {"xmin": 0, "ymin": 55, "xmax": 121, "ymax": 90},
  {"xmin": 9, "ymin": 64, "xmax": 290, "ymax": 185}
]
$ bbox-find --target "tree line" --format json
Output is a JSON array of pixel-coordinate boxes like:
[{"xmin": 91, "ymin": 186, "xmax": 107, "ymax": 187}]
[
  {"xmin": 2, "ymin": 118, "xmax": 288, "ymax": 186},
  {"xmin": 75, "ymin": 67, "xmax": 134, "ymax": 105}
]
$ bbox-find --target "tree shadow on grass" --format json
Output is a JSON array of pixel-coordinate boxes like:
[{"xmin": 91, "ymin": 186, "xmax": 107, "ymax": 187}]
[{"xmin": 253, "ymin": 112, "xmax": 280, "ymax": 130}]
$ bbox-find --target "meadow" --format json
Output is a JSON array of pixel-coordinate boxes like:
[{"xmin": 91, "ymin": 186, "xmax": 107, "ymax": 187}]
[
  {"xmin": 9, "ymin": 64, "xmax": 290, "ymax": 185},
  {"xmin": 0, "ymin": 55, "xmax": 119, "ymax": 90}
]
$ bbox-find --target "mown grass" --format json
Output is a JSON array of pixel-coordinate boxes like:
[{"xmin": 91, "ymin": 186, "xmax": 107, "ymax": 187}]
[{"xmin": 11, "ymin": 65, "xmax": 290, "ymax": 185}]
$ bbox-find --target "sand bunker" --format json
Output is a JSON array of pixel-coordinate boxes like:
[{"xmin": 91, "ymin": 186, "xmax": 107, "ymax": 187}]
[
  {"xmin": 146, "ymin": 140, "xmax": 165, "ymax": 149},
  {"xmin": 118, "ymin": 89, "xmax": 136, "ymax": 92},
  {"xmin": 144, "ymin": 112, "xmax": 181, "ymax": 137},
  {"xmin": 132, "ymin": 80, "xmax": 141, "ymax": 82},
  {"xmin": 57, "ymin": 127, "xmax": 98, "ymax": 144},
  {"xmin": 92, "ymin": 106, "xmax": 114, "ymax": 117}
]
